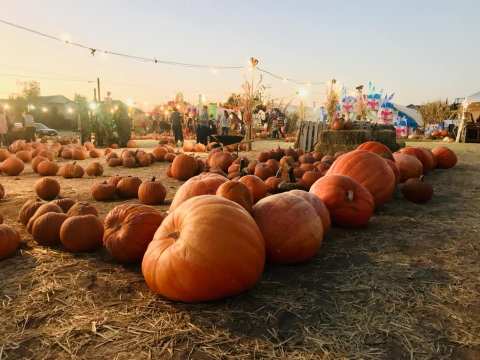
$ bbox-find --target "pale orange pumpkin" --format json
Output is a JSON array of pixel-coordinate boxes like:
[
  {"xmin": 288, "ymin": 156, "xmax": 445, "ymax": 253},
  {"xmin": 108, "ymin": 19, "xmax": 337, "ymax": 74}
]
[
  {"xmin": 239, "ymin": 175, "xmax": 268, "ymax": 203},
  {"xmin": 142, "ymin": 195, "xmax": 265, "ymax": 302},
  {"xmin": 216, "ymin": 180, "xmax": 253, "ymax": 212}
]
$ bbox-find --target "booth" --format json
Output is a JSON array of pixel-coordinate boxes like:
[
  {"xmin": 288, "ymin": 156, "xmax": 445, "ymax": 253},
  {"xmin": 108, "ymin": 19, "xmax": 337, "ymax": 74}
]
[{"xmin": 456, "ymin": 91, "xmax": 480, "ymax": 142}]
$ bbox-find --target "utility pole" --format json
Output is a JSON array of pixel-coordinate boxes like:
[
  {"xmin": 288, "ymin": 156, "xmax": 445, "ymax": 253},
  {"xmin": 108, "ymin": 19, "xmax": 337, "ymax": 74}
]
[
  {"xmin": 93, "ymin": 88, "xmax": 97, "ymax": 102},
  {"xmin": 97, "ymin": 78, "xmax": 101, "ymax": 102}
]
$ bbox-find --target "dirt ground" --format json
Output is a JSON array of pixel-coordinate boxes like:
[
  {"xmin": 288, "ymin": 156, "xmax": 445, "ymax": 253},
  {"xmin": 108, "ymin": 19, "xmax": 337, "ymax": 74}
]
[{"xmin": 0, "ymin": 140, "xmax": 479, "ymax": 360}]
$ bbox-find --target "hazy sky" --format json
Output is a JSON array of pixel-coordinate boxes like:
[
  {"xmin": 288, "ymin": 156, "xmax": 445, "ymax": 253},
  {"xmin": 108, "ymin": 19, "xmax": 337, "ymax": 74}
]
[{"xmin": 1, "ymin": 0, "xmax": 479, "ymax": 108}]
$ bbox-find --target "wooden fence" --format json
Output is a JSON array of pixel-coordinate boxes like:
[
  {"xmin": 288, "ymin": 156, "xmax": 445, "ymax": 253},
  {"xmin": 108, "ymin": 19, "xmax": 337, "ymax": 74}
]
[{"xmin": 295, "ymin": 121, "xmax": 327, "ymax": 152}]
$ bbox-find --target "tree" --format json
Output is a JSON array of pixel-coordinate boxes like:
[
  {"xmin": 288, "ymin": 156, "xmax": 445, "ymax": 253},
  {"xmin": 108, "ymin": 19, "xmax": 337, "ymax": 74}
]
[
  {"xmin": 74, "ymin": 94, "xmax": 91, "ymax": 142},
  {"xmin": 418, "ymin": 100, "xmax": 451, "ymax": 127},
  {"xmin": 22, "ymin": 81, "xmax": 40, "ymax": 103}
]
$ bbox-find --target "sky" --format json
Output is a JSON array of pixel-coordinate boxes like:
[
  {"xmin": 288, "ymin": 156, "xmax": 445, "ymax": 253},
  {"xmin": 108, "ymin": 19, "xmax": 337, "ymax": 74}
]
[{"xmin": 1, "ymin": 0, "xmax": 479, "ymax": 109}]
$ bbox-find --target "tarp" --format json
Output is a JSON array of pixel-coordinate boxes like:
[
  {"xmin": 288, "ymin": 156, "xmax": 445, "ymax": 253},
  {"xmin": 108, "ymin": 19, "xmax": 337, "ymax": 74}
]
[
  {"xmin": 388, "ymin": 103, "xmax": 424, "ymax": 127},
  {"xmin": 464, "ymin": 91, "xmax": 480, "ymax": 106}
]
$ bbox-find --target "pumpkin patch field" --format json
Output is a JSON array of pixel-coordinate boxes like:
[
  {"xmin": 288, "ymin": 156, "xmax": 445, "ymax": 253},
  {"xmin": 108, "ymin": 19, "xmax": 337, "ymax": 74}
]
[{"xmin": 0, "ymin": 139, "xmax": 479, "ymax": 359}]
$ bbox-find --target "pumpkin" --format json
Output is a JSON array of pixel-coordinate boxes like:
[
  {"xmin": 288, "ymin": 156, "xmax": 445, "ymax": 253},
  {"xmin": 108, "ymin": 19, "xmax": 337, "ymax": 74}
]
[
  {"xmin": 392, "ymin": 153, "xmax": 424, "ymax": 182},
  {"xmin": 106, "ymin": 152, "xmax": 118, "ymax": 161},
  {"xmin": 108, "ymin": 157, "xmax": 123, "ymax": 167},
  {"xmin": 31, "ymin": 212, "xmax": 68, "ymax": 246},
  {"xmin": 36, "ymin": 149, "xmax": 55, "ymax": 161},
  {"xmin": 357, "ymin": 141, "xmax": 394, "ymax": 160},
  {"xmin": 152, "ymin": 146, "xmax": 168, "ymax": 161},
  {"xmin": 62, "ymin": 162, "xmax": 84, "ymax": 178},
  {"xmin": 239, "ymin": 175, "xmax": 268, "ymax": 203},
  {"xmin": 138, "ymin": 177, "xmax": 167, "ymax": 205},
  {"xmin": 299, "ymin": 153, "xmax": 315, "ymax": 164},
  {"xmin": 0, "ymin": 183, "xmax": 4, "ymax": 199},
  {"xmin": 60, "ymin": 215, "xmax": 103, "ymax": 252},
  {"xmin": 301, "ymin": 170, "xmax": 323, "ymax": 188},
  {"xmin": 61, "ymin": 148, "xmax": 73, "ymax": 159},
  {"xmin": 285, "ymin": 147, "xmax": 299, "ymax": 160},
  {"xmin": 265, "ymin": 159, "xmax": 279, "ymax": 174},
  {"xmin": 385, "ymin": 159, "xmax": 400, "ymax": 184},
  {"xmin": 27, "ymin": 203, "xmax": 63, "ymax": 233},
  {"xmin": 123, "ymin": 155, "xmax": 137, "ymax": 168},
  {"xmin": 326, "ymin": 150, "xmax": 395, "ymax": 207},
  {"xmin": 257, "ymin": 151, "xmax": 271, "ymax": 162},
  {"xmin": 170, "ymin": 154, "xmax": 198, "ymax": 181},
  {"xmin": 85, "ymin": 162, "xmax": 104, "ymax": 177},
  {"xmin": 71, "ymin": 148, "xmax": 86, "ymax": 160},
  {"xmin": 170, "ymin": 173, "xmax": 227, "ymax": 211},
  {"xmin": 51, "ymin": 198, "xmax": 76, "ymax": 212},
  {"xmin": 299, "ymin": 163, "xmax": 315, "ymax": 172},
  {"xmin": 401, "ymin": 176, "xmax": 433, "ymax": 204},
  {"xmin": 310, "ymin": 174, "xmax": 374, "ymax": 228},
  {"xmin": 331, "ymin": 119, "xmax": 344, "ymax": 130},
  {"xmin": 289, "ymin": 190, "xmax": 331, "ymax": 232},
  {"xmin": 37, "ymin": 160, "xmax": 59, "ymax": 176},
  {"xmin": 1, "ymin": 156, "xmax": 24, "ymax": 176},
  {"xmin": 18, "ymin": 199, "xmax": 44, "ymax": 225},
  {"xmin": 0, "ymin": 224, "xmax": 21, "ymax": 260},
  {"xmin": 164, "ymin": 153, "xmax": 176, "ymax": 162},
  {"xmin": 254, "ymin": 163, "xmax": 274, "ymax": 180},
  {"xmin": 194, "ymin": 143, "xmax": 206, "ymax": 152},
  {"xmin": 0, "ymin": 149, "xmax": 10, "ymax": 161},
  {"xmin": 136, "ymin": 152, "xmax": 152, "ymax": 167},
  {"xmin": 116, "ymin": 176, "xmax": 142, "ymax": 199},
  {"xmin": 208, "ymin": 151, "xmax": 234, "ymax": 172},
  {"xmin": 399, "ymin": 147, "xmax": 435, "ymax": 173},
  {"xmin": 293, "ymin": 167, "xmax": 305, "ymax": 179},
  {"xmin": 216, "ymin": 180, "xmax": 253, "ymax": 212},
  {"xmin": 66, "ymin": 201, "xmax": 98, "ymax": 217},
  {"xmin": 110, "ymin": 143, "xmax": 119, "ymax": 149},
  {"xmin": 103, "ymin": 204, "xmax": 165, "ymax": 263},
  {"xmin": 83, "ymin": 141, "xmax": 95, "ymax": 151},
  {"xmin": 280, "ymin": 156, "xmax": 295, "ymax": 168},
  {"xmin": 89, "ymin": 149, "xmax": 101, "ymax": 158},
  {"xmin": 31, "ymin": 155, "xmax": 48, "ymax": 173},
  {"xmin": 107, "ymin": 175, "xmax": 123, "ymax": 187},
  {"xmin": 253, "ymin": 191, "xmax": 324, "ymax": 264},
  {"xmin": 34, "ymin": 177, "xmax": 60, "ymax": 200},
  {"xmin": 265, "ymin": 176, "xmax": 282, "ymax": 194},
  {"xmin": 142, "ymin": 195, "xmax": 265, "ymax": 302},
  {"xmin": 91, "ymin": 182, "xmax": 116, "ymax": 201},
  {"xmin": 15, "ymin": 150, "xmax": 32, "ymax": 163},
  {"xmin": 431, "ymin": 146, "xmax": 457, "ymax": 169}
]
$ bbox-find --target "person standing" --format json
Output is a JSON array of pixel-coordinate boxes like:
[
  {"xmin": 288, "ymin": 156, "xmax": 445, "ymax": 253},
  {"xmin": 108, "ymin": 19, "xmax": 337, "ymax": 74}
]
[
  {"xmin": 220, "ymin": 110, "xmax": 230, "ymax": 136},
  {"xmin": 23, "ymin": 111, "xmax": 35, "ymax": 142},
  {"xmin": 197, "ymin": 106, "xmax": 210, "ymax": 145},
  {"xmin": 0, "ymin": 107, "xmax": 8, "ymax": 147},
  {"xmin": 170, "ymin": 107, "xmax": 184, "ymax": 147}
]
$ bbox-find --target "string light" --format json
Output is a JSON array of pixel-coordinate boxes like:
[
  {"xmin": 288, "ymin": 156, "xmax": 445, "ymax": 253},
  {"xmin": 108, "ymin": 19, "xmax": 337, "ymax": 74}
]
[
  {"xmin": 67, "ymin": 107, "xmax": 74, "ymax": 114},
  {"xmin": 41, "ymin": 106, "xmax": 48, "ymax": 113},
  {"xmin": 89, "ymin": 102, "xmax": 97, "ymax": 110}
]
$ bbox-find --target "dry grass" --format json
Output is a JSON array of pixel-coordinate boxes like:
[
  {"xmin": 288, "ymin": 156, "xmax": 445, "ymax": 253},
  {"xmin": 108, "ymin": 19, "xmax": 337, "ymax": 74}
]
[{"xmin": 0, "ymin": 140, "xmax": 479, "ymax": 359}]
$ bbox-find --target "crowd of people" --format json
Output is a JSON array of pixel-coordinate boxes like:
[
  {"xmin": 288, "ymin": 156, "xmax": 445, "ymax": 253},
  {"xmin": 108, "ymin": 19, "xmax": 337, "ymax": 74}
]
[{"xmin": 0, "ymin": 108, "xmax": 36, "ymax": 147}]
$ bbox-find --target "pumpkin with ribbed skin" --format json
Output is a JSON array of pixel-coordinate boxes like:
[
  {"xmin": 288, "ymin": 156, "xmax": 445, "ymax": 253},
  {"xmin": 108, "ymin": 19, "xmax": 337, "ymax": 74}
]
[
  {"xmin": 392, "ymin": 153, "xmax": 424, "ymax": 182},
  {"xmin": 60, "ymin": 215, "xmax": 103, "ymax": 252},
  {"xmin": 239, "ymin": 175, "xmax": 268, "ymax": 203},
  {"xmin": 207, "ymin": 151, "xmax": 234, "ymax": 172},
  {"xmin": 399, "ymin": 147, "xmax": 435, "ymax": 173},
  {"xmin": 0, "ymin": 149, "xmax": 10, "ymax": 161},
  {"xmin": 138, "ymin": 177, "xmax": 167, "ymax": 205},
  {"xmin": 61, "ymin": 162, "xmax": 84, "ymax": 178},
  {"xmin": 51, "ymin": 198, "xmax": 75, "ymax": 212},
  {"xmin": 385, "ymin": 159, "xmax": 400, "ymax": 184},
  {"xmin": 431, "ymin": 146, "xmax": 457, "ymax": 169},
  {"xmin": 71, "ymin": 148, "xmax": 86, "ymax": 160},
  {"xmin": 401, "ymin": 176, "xmax": 433, "ymax": 204},
  {"xmin": 15, "ymin": 150, "xmax": 32, "ymax": 163},
  {"xmin": 0, "ymin": 224, "xmax": 21, "ymax": 260},
  {"xmin": 34, "ymin": 177, "xmax": 60, "ymax": 200},
  {"xmin": 85, "ymin": 162, "xmax": 104, "ymax": 177},
  {"xmin": 27, "ymin": 203, "xmax": 63, "ymax": 233},
  {"xmin": 31, "ymin": 155, "xmax": 48, "ymax": 173},
  {"xmin": 18, "ymin": 199, "xmax": 44, "ymax": 225},
  {"xmin": 1, "ymin": 156, "xmax": 24, "ymax": 176},
  {"xmin": 66, "ymin": 201, "xmax": 98, "ymax": 217},
  {"xmin": 116, "ymin": 176, "xmax": 142, "ymax": 199},
  {"xmin": 31, "ymin": 212, "xmax": 68, "ymax": 246},
  {"xmin": 289, "ymin": 190, "xmax": 331, "ymax": 232},
  {"xmin": 301, "ymin": 170, "xmax": 323, "ymax": 188},
  {"xmin": 0, "ymin": 183, "xmax": 4, "ymax": 200},
  {"xmin": 254, "ymin": 163, "xmax": 274, "ymax": 180},
  {"xmin": 170, "ymin": 154, "xmax": 198, "ymax": 181},
  {"xmin": 103, "ymin": 204, "xmax": 165, "ymax": 263},
  {"xmin": 152, "ymin": 146, "xmax": 168, "ymax": 161},
  {"xmin": 142, "ymin": 195, "xmax": 265, "ymax": 302},
  {"xmin": 170, "ymin": 173, "xmax": 227, "ymax": 211},
  {"xmin": 326, "ymin": 150, "xmax": 395, "ymax": 207},
  {"xmin": 107, "ymin": 175, "xmax": 123, "ymax": 187},
  {"xmin": 216, "ymin": 180, "xmax": 253, "ymax": 212},
  {"xmin": 310, "ymin": 174, "xmax": 374, "ymax": 228},
  {"xmin": 108, "ymin": 157, "xmax": 123, "ymax": 167},
  {"xmin": 253, "ymin": 191, "xmax": 324, "ymax": 264},
  {"xmin": 357, "ymin": 141, "xmax": 394, "ymax": 160},
  {"xmin": 91, "ymin": 182, "xmax": 116, "ymax": 201},
  {"xmin": 265, "ymin": 176, "xmax": 282, "ymax": 193},
  {"xmin": 37, "ymin": 160, "xmax": 59, "ymax": 176}
]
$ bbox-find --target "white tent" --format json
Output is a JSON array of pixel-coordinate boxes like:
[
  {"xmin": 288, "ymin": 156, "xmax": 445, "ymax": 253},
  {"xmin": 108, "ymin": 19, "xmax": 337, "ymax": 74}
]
[
  {"xmin": 392, "ymin": 103, "xmax": 424, "ymax": 127},
  {"xmin": 456, "ymin": 91, "xmax": 480, "ymax": 142}
]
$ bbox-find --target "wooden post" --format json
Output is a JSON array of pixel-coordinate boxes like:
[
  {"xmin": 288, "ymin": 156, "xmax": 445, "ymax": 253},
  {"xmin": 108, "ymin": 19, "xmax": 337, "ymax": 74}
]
[
  {"xmin": 97, "ymin": 78, "xmax": 101, "ymax": 102},
  {"xmin": 456, "ymin": 106, "xmax": 466, "ymax": 143}
]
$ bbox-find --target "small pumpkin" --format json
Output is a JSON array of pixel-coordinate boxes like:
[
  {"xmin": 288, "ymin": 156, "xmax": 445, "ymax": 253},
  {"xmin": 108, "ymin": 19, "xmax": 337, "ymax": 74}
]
[
  {"xmin": 254, "ymin": 163, "xmax": 274, "ymax": 180},
  {"xmin": 34, "ymin": 177, "xmax": 60, "ymax": 200},
  {"xmin": 51, "ymin": 198, "xmax": 76, "ymax": 212},
  {"xmin": 170, "ymin": 154, "xmax": 198, "ymax": 181},
  {"xmin": 37, "ymin": 160, "xmax": 59, "ymax": 176},
  {"xmin": 138, "ymin": 177, "xmax": 167, "ymax": 205},
  {"xmin": 216, "ymin": 180, "xmax": 253, "ymax": 212},
  {"xmin": 71, "ymin": 148, "xmax": 86, "ymax": 160},
  {"xmin": 103, "ymin": 204, "xmax": 165, "ymax": 263},
  {"xmin": 62, "ymin": 162, "xmax": 84, "ymax": 178},
  {"xmin": 401, "ymin": 176, "xmax": 433, "ymax": 204},
  {"xmin": 399, "ymin": 147, "xmax": 435, "ymax": 173},
  {"xmin": 239, "ymin": 175, "xmax": 268, "ymax": 203},
  {"xmin": 60, "ymin": 215, "xmax": 104, "ymax": 252},
  {"xmin": 89, "ymin": 149, "xmax": 101, "ymax": 158},
  {"xmin": 392, "ymin": 153, "xmax": 424, "ymax": 182},
  {"xmin": 15, "ymin": 150, "xmax": 32, "ymax": 163},
  {"xmin": 31, "ymin": 155, "xmax": 48, "ymax": 173},
  {"xmin": 431, "ymin": 146, "xmax": 457, "ymax": 169},
  {"xmin": 18, "ymin": 199, "xmax": 44, "ymax": 225},
  {"xmin": 152, "ymin": 146, "xmax": 168, "ymax": 161},
  {"xmin": 91, "ymin": 181, "xmax": 117, "ymax": 201},
  {"xmin": 108, "ymin": 157, "xmax": 123, "ymax": 167},
  {"xmin": 0, "ymin": 224, "xmax": 21, "ymax": 260},
  {"xmin": 207, "ymin": 151, "xmax": 234, "ymax": 172},
  {"xmin": 27, "ymin": 203, "xmax": 63, "ymax": 233},
  {"xmin": 1, "ymin": 156, "xmax": 24, "ymax": 176},
  {"xmin": 116, "ymin": 176, "xmax": 142, "ymax": 199},
  {"xmin": 265, "ymin": 176, "xmax": 282, "ymax": 194},
  {"xmin": 85, "ymin": 162, "xmax": 104, "ymax": 177},
  {"xmin": 31, "ymin": 212, "xmax": 68, "ymax": 246},
  {"xmin": 66, "ymin": 201, "xmax": 98, "ymax": 217}
]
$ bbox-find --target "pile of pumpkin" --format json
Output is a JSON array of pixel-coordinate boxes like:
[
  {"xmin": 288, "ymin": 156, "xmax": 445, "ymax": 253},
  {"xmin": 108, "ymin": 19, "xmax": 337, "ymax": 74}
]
[{"xmin": 0, "ymin": 141, "xmax": 458, "ymax": 304}]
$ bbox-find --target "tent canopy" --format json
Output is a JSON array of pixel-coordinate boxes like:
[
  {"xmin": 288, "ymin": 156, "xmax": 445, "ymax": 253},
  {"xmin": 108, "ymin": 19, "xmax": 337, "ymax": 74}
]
[{"xmin": 387, "ymin": 103, "xmax": 424, "ymax": 127}]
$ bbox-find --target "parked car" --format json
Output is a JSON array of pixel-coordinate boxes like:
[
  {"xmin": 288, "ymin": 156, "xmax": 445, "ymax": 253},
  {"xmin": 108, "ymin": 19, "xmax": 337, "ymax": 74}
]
[{"xmin": 33, "ymin": 122, "xmax": 58, "ymax": 136}]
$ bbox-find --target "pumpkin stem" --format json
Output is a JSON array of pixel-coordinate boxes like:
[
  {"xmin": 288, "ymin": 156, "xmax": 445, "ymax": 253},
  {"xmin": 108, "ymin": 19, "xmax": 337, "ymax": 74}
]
[
  {"xmin": 419, "ymin": 175, "xmax": 425, "ymax": 182},
  {"xmin": 151, "ymin": 177, "xmax": 156, "ymax": 182},
  {"xmin": 168, "ymin": 231, "xmax": 180, "ymax": 241},
  {"xmin": 347, "ymin": 190, "xmax": 354, "ymax": 202}
]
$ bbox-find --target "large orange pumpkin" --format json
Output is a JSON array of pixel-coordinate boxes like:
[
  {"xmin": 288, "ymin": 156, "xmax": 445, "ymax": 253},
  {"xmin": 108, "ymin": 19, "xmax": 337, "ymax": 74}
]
[
  {"xmin": 170, "ymin": 173, "xmax": 227, "ymax": 211},
  {"xmin": 253, "ymin": 191, "xmax": 324, "ymax": 264},
  {"xmin": 399, "ymin": 147, "xmax": 435, "ymax": 173},
  {"xmin": 288, "ymin": 190, "xmax": 331, "ymax": 232},
  {"xmin": 142, "ymin": 195, "xmax": 265, "ymax": 302},
  {"xmin": 216, "ymin": 180, "xmax": 253, "ymax": 212},
  {"xmin": 310, "ymin": 174, "xmax": 374, "ymax": 228},
  {"xmin": 385, "ymin": 159, "xmax": 400, "ymax": 184},
  {"xmin": 239, "ymin": 175, "xmax": 268, "ymax": 203},
  {"xmin": 60, "ymin": 215, "xmax": 103, "ymax": 252},
  {"xmin": 431, "ymin": 146, "xmax": 457, "ymax": 169},
  {"xmin": 170, "ymin": 154, "xmax": 198, "ymax": 181},
  {"xmin": 103, "ymin": 204, "xmax": 165, "ymax": 263},
  {"xmin": 357, "ymin": 141, "xmax": 394, "ymax": 160},
  {"xmin": 326, "ymin": 150, "xmax": 395, "ymax": 207},
  {"xmin": 392, "ymin": 153, "xmax": 423, "ymax": 182},
  {"xmin": 0, "ymin": 224, "xmax": 21, "ymax": 260}
]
